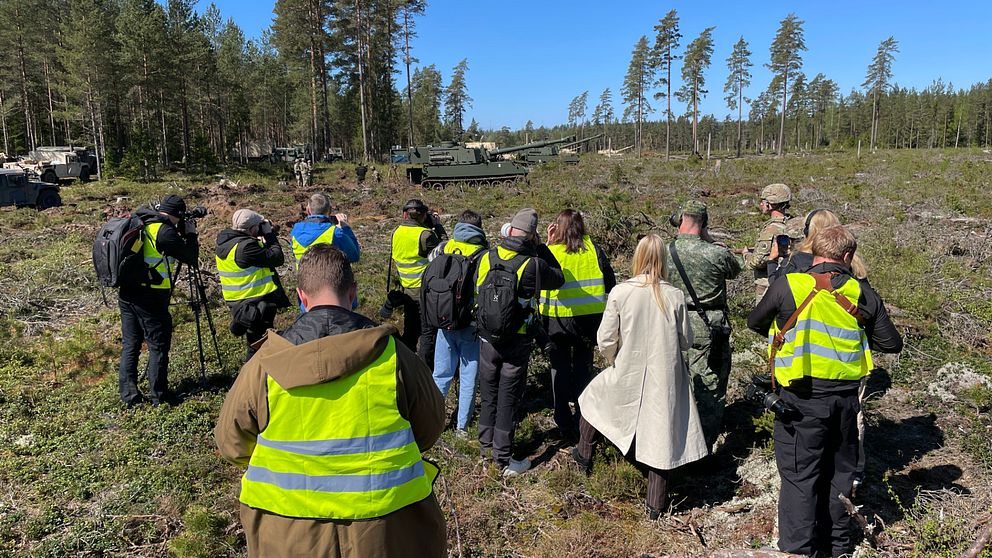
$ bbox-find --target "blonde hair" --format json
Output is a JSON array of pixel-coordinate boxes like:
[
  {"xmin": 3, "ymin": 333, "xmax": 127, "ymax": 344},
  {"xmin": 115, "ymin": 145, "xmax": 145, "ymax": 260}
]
[
  {"xmin": 631, "ymin": 234, "xmax": 669, "ymax": 311},
  {"xmin": 798, "ymin": 210, "xmax": 868, "ymax": 278}
]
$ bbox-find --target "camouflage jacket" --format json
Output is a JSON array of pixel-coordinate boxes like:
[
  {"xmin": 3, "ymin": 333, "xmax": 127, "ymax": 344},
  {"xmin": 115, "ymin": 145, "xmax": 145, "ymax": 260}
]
[
  {"xmin": 745, "ymin": 215, "xmax": 790, "ymax": 277},
  {"xmin": 666, "ymin": 234, "xmax": 742, "ymax": 332}
]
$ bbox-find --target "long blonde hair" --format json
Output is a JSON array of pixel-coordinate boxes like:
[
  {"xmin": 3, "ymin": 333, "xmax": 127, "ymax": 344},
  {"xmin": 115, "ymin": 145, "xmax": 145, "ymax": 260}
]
[
  {"xmin": 631, "ymin": 234, "xmax": 669, "ymax": 311},
  {"xmin": 798, "ymin": 209, "xmax": 868, "ymax": 278}
]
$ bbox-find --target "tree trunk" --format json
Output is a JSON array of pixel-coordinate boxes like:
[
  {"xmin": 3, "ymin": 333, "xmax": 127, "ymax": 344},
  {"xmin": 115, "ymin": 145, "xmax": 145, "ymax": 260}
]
[
  {"xmin": 955, "ymin": 109, "xmax": 962, "ymax": 148},
  {"xmin": 355, "ymin": 0, "xmax": 370, "ymax": 161},
  {"xmin": 691, "ymin": 76, "xmax": 699, "ymax": 155},
  {"xmin": 307, "ymin": 7, "xmax": 320, "ymax": 156},
  {"xmin": 0, "ymin": 87, "xmax": 8, "ymax": 155},
  {"xmin": 665, "ymin": 47, "xmax": 671, "ymax": 160},
  {"xmin": 869, "ymin": 89, "xmax": 878, "ymax": 150},
  {"xmin": 180, "ymin": 82, "xmax": 191, "ymax": 165},
  {"xmin": 15, "ymin": 36, "xmax": 35, "ymax": 151},
  {"xmin": 159, "ymin": 90, "xmax": 169, "ymax": 165},
  {"xmin": 778, "ymin": 70, "xmax": 788, "ymax": 157},
  {"xmin": 43, "ymin": 60, "xmax": 56, "ymax": 146},
  {"xmin": 737, "ymin": 80, "xmax": 743, "ymax": 158}
]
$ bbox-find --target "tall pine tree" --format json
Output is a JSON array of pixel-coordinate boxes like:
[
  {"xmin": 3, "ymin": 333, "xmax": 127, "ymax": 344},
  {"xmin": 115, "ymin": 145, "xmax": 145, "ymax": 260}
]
[
  {"xmin": 652, "ymin": 9, "xmax": 681, "ymax": 159},
  {"xmin": 622, "ymin": 36, "xmax": 653, "ymax": 156},
  {"xmin": 676, "ymin": 27, "xmax": 715, "ymax": 155},
  {"xmin": 863, "ymin": 36, "xmax": 898, "ymax": 150},
  {"xmin": 767, "ymin": 13, "xmax": 806, "ymax": 156},
  {"xmin": 724, "ymin": 36, "xmax": 752, "ymax": 157}
]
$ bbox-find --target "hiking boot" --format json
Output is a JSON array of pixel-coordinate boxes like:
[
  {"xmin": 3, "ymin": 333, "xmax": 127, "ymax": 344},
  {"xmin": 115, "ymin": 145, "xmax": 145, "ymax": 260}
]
[
  {"xmin": 571, "ymin": 446, "xmax": 593, "ymax": 475},
  {"xmin": 501, "ymin": 458, "xmax": 531, "ymax": 477},
  {"xmin": 454, "ymin": 428, "xmax": 469, "ymax": 440}
]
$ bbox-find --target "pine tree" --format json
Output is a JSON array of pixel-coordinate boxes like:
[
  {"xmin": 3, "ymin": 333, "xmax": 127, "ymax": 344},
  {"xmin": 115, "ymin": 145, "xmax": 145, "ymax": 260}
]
[
  {"xmin": 676, "ymin": 27, "xmax": 715, "ymax": 155},
  {"xmin": 766, "ymin": 13, "xmax": 806, "ymax": 156},
  {"xmin": 622, "ymin": 36, "xmax": 653, "ymax": 156},
  {"xmin": 411, "ymin": 64, "xmax": 443, "ymax": 143},
  {"xmin": 567, "ymin": 91, "xmax": 588, "ymax": 135},
  {"xmin": 400, "ymin": 1, "xmax": 426, "ymax": 146},
  {"xmin": 652, "ymin": 9, "xmax": 681, "ymax": 159},
  {"xmin": 591, "ymin": 87, "xmax": 614, "ymax": 145},
  {"xmin": 863, "ymin": 36, "xmax": 898, "ymax": 150},
  {"xmin": 444, "ymin": 59, "xmax": 471, "ymax": 140},
  {"xmin": 724, "ymin": 36, "xmax": 752, "ymax": 157}
]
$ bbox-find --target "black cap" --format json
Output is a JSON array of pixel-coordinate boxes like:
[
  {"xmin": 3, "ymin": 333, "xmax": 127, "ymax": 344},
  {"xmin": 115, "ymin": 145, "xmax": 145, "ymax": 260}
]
[
  {"xmin": 403, "ymin": 199, "xmax": 428, "ymax": 212},
  {"xmin": 158, "ymin": 195, "xmax": 187, "ymax": 217}
]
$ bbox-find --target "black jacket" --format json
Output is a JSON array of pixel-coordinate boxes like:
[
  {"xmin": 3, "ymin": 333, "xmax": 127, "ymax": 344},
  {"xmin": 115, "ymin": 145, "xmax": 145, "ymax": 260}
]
[
  {"xmin": 281, "ymin": 305, "xmax": 378, "ymax": 345},
  {"xmin": 119, "ymin": 207, "xmax": 200, "ymax": 304},
  {"xmin": 496, "ymin": 235, "xmax": 566, "ymax": 298},
  {"xmin": 747, "ymin": 262, "xmax": 903, "ymax": 392},
  {"xmin": 543, "ymin": 242, "xmax": 617, "ymax": 341},
  {"xmin": 769, "ymin": 251, "xmax": 814, "ymax": 284},
  {"xmin": 215, "ymin": 228, "xmax": 291, "ymax": 309}
]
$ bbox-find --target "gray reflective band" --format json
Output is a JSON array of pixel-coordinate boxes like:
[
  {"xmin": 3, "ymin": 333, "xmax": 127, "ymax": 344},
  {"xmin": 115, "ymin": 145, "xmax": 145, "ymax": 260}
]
[
  {"xmin": 397, "ymin": 271, "xmax": 425, "ymax": 280},
  {"xmin": 779, "ymin": 318, "xmax": 864, "ymax": 344},
  {"xmin": 221, "ymin": 276, "xmax": 274, "ymax": 291},
  {"xmin": 245, "ymin": 461, "xmax": 425, "ymax": 493},
  {"xmin": 394, "ymin": 259, "xmax": 428, "ymax": 269},
  {"xmin": 541, "ymin": 294, "xmax": 607, "ymax": 307},
  {"xmin": 218, "ymin": 267, "xmax": 262, "ymax": 278},
  {"xmin": 556, "ymin": 278, "xmax": 605, "ymax": 290},
  {"xmin": 257, "ymin": 428, "xmax": 415, "ymax": 457},
  {"xmin": 144, "ymin": 256, "xmax": 169, "ymax": 267},
  {"xmin": 775, "ymin": 343, "xmax": 865, "ymax": 368}
]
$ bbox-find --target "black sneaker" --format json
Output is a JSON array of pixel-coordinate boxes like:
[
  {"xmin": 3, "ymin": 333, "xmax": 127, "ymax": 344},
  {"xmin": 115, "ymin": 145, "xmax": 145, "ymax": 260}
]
[
  {"xmin": 571, "ymin": 446, "xmax": 593, "ymax": 475},
  {"xmin": 645, "ymin": 500, "xmax": 663, "ymax": 520}
]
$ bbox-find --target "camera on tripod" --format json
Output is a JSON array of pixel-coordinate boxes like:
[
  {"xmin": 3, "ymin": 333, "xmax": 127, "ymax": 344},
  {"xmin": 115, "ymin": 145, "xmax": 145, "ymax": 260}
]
[
  {"xmin": 184, "ymin": 205, "xmax": 208, "ymax": 220},
  {"xmin": 746, "ymin": 375, "xmax": 798, "ymax": 420}
]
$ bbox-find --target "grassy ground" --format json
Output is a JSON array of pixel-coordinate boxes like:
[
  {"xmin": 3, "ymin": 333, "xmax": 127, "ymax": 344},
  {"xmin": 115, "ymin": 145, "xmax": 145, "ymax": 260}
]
[{"xmin": 0, "ymin": 150, "xmax": 990, "ymax": 557}]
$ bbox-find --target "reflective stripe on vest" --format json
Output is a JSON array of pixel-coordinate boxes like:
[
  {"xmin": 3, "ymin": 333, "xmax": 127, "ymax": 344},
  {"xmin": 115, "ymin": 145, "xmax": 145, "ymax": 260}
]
[
  {"xmin": 143, "ymin": 222, "xmax": 173, "ymax": 290},
  {"xmin": 443, "ymin": 239, "xmax": 484, "ymax": 257},
  {"xmin": 215, "ymin": 240, "xmax": 278, "ymax": 302},
  {"xmin": 239, "ymin": 337, "xmax": 436, "ymax": 520},
  {"xmin": 769, "ymin": 274, "xmax": 874, "ymax": 387},
  {"xmin": 291, "ymin": 225, "xmax": 337, "ymax": 269},
  {"xmin": 391, "ymin": 225, "xmax": 430, "ymax": 289},
  {"xmin": 475, "ymin": 246, "xmax": 533, "ymax": 334},
  {"xmin": 539, "ymin": 236, "xmax": 606, "ymax": 317}
]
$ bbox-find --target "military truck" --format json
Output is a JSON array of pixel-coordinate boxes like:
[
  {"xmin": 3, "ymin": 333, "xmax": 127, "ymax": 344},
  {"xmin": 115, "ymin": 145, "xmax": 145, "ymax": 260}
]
[
  {"xmin": 273, "ymin": 145, "xmax": 311, "ymax": 163},
  {"xmin": 3, "ymin": 146, "xmax": 97, "ymax": 184},
  {"xmin": 391, "ymin": 142, "xmax": 529, "ymax": 188},
  {"xmin": 0, "ymin": 169, "xmax": 62, "ymax": 209}
]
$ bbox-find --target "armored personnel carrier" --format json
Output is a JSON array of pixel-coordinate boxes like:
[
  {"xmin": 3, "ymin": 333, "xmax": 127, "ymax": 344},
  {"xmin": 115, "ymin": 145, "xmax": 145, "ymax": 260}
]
[
  {"xmin": 0, "ymin": 169, "xmax": 62, "ymax": 209},
  {"xmin": 391, "ymin": 142, "xmax": 529, "ymax": 188}
]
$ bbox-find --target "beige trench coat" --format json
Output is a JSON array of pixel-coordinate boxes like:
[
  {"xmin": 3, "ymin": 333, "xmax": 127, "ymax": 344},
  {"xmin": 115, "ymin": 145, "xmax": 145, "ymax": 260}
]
[{"xmin": 578, "ymin": 275, "xmax": 709, "ymax": 470}]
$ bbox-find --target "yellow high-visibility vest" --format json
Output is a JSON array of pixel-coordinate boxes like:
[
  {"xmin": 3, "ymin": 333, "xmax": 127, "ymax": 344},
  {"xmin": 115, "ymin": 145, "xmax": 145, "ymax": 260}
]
[
  {"xmin": 216, "ymin": 240, "xmax": 278, "ymax": 302},
  {"xmin": 239, "ymin": 337, "xmax": 437, "ymax": 519},
  {"xmin": 391, "ymin": 225, "xmax": 429, "ymax": 289},
  {"xmin": 143, "ymin": 222, "xmax": 174, "ymax": 290},
  {"xmin": 539, "ymin": 236, "xmax": 606, "ymax": 318},
  {"xmin": 291, "ymin": 225, "xmax": 337, "ymax": 269},
  {"xmin": 770, "ymin": 273, "xmax": 874, "ymax": 387},
  {"xmin": 443, "ymin": 239, "xmax": 484, "ymax": 257}
]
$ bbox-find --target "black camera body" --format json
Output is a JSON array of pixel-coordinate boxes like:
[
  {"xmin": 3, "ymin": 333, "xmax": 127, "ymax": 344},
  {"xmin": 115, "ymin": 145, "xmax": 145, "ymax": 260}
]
[
  {"xmin": 185, "ymin": 205, "xmax": 208, "ymax": 220},
  {"xmin": 746, "ymin": 375, "xmax": 799, "ymax": 420},
  {"xmin": 379, "ymin": 290, "xmax": 406, "ymax": 319}
]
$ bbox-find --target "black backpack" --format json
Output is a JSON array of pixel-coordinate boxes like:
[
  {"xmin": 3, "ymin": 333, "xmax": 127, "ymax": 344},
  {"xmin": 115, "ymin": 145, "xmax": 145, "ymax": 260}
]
[
  {"xmin": 93, "ymin": 215, "xmax": 148, "ymax": 288},
  {"xmin": 420, "ymin": 247, "xmax": 483, "ymax": 331},
  {"xmin": 476, "ymin": 251, "xmax": 530, "ymax": 342}
]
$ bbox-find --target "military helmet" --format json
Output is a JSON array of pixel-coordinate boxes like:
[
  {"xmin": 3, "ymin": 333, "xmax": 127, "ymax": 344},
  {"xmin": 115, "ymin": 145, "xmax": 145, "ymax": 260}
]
[{"xmin": 761, "ymin": 183, "xmax": 792, "ymax": 204}]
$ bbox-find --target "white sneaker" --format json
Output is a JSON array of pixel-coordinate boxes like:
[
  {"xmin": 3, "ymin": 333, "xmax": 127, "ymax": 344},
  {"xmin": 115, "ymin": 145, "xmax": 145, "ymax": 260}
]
[{"xmin": 502, "ymin": 457, "xmax": 531, "ymax": 477}]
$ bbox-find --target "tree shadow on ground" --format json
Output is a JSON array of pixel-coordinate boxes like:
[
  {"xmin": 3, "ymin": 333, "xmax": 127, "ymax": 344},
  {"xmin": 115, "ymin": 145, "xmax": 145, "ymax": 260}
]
[{"xmin": 171, "ymin": 370, "xmax": 236, "ymax": 403}]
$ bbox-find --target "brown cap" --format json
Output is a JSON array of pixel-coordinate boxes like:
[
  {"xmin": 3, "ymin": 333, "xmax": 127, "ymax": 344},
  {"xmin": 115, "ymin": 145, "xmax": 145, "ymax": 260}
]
[
  {"xmin": 509, "ymin": 208, "xmax": 538, "ymax": 234},
  {"xmin": 232, "ymin": 208, "xmax": 264, "ymax": 231},
  {"xmin": 761, "ymin": 183, "xmax": 792, "ymax": 204}
]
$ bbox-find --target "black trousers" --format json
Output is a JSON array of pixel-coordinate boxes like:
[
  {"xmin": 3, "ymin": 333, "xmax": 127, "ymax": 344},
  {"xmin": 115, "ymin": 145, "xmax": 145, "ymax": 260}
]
[
  {"xmin": 775, "ymin": 388, "xmax": 860, "ymax": 558},
  {"xmin": 577, "ymin": 416, "xmax": 670, "ymax": 511},
  {"xmin": 477, "ymin": 338, "xmax": 531, "ymax": 467},
  {"xmin": 548, "ymin": 334, "xmax": 594, "ymax": 435},
  {"xmin": 119, "ymin": 297, "xmax": 173, "ymax": 405},
  {"xmin": 400, "ymin": 291, "xmax": 436, "ymax": 369}
]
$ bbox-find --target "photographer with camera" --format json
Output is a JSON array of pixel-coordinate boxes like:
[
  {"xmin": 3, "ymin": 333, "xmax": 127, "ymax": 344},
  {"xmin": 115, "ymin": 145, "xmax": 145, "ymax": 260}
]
[
  {"xmin": 118, "ymin": 195, "xmax": 200, "ymax": 407},
  {"xmin": 747, "ymin": 225, "xmax": 902, "ymax": 558},
  {"xmin": 386, "ymin": 199, "xmax": 447, "ymax": 366},
  {"xmin": 216, "ymin": 209, "xmax": 291, "ymax": 359},
  {"xmin": 290, "ymin": 193, "xmax": 360, "ymax": 268},
  {"xmin": 474, "ymin": 208, "xmax": 564, "ymax": 476},
  {"xmin": 665, "ymin": 200, "xmax": 742, "ymax": 452}
]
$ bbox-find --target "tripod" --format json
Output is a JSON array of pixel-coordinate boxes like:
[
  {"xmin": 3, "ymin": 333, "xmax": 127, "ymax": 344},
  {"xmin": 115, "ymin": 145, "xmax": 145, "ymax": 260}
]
[{"xmin": 184, "ymin": 263, "xmax": 224, "ymax": 383}]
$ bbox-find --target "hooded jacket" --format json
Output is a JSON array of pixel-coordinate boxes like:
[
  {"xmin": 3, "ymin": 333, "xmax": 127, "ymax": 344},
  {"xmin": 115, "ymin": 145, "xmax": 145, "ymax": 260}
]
[
  {"xmin": 215, "ymin": 228, "xmax": 291, "ymax": 309},
  {"xmin": 289, "ymin": 215, "xmax": 362, "ymax": 263},
  {"xmin": 214, "ymin": 305, "xmax": 447, "ymax": 557}
]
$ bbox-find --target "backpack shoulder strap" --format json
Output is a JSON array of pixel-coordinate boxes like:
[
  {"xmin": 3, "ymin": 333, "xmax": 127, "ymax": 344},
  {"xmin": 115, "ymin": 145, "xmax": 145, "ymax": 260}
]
[{"xmin": 669, "ymin": 241, "xmax": 712, "ymax": 328}]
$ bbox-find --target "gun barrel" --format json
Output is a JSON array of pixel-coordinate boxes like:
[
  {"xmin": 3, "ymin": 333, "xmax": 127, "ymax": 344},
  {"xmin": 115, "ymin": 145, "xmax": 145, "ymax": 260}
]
[
  {"xmin": 490, "ymin": 136, "xmax": 575, "ymax": 156},
  {"xmin": 561, "ymin": 133, "xmax": 604, "ymax": 149}
]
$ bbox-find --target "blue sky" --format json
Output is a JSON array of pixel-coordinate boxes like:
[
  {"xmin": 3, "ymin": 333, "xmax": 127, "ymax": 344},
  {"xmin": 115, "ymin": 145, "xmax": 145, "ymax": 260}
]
[{"xmin": 198, "ymin": 0, "xmax": 992, "ymax": 130}]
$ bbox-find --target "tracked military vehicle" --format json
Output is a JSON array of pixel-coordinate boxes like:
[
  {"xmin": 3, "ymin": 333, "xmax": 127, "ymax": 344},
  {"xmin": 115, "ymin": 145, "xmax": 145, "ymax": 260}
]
[
  {"xmin": 0, "ymin": 169, "xmax": 62, "ymax": 209},
  {"xmin": 391, "ymin": 142, "xmax": 529, "ymax": 188}
]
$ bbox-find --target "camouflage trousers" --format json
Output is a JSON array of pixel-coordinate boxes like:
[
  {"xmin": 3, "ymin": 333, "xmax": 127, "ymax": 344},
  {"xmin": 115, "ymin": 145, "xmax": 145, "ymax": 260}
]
[{"xmin": 688, "ymin": 330, "xmax": 733, "ymax": 450}]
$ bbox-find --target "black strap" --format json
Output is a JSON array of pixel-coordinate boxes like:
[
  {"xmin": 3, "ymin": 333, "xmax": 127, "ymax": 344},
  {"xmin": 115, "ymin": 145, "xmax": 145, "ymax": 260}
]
[{"xmin": 669, "ymin": 241, "xmax": 713, "ymax": 329}]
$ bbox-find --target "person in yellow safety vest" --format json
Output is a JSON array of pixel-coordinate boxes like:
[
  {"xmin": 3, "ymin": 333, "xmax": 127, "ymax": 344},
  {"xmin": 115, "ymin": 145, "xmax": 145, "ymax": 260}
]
[
  {"xmin": 118, "ymin": 195, "xmax": 200, "ymax": 407},
  {"xmin": 386, "ymin": 198, "xmax": 446, "ymax": 366},
  {"xmin": 747, "ymin": 226, "xmax": 902, "ymax": 558},
  {"xmin": 215, "ymin": 209, "xmax": 290, "ymax": 359},
  {"xmin": 215, "ymin": 244, "xmax": 447, "ymax": 558},
  {"xmin": 538, "ymin": 209, "xmax": 615, "ymax": 442},
  {"xmin": 289, "ymin": 193, "xmax": 361, "ymax": 314},
  {"xmin": 474, "ymin": 208, "xmax": 564, "ymax": 476}
]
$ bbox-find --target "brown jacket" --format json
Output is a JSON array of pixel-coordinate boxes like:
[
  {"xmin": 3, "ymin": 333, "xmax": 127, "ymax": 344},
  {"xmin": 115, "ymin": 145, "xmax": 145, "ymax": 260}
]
[{"xmin": 215, "ymin": 315, "xmax": 447, "ymax": 558}]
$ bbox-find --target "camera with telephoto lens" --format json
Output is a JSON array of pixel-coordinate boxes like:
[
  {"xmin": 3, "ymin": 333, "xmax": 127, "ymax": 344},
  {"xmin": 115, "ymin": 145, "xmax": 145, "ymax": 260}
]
[
  {"xmin": 185, "ymin": 205, "xmax": 208, "ymax": 220},
  {"xmin": 746, "ymin": 375, "xmax": 798, "ymax": 420},
  {"xmin": 378, "ymin": 290, "xmax": 406, "ymax": 319}
]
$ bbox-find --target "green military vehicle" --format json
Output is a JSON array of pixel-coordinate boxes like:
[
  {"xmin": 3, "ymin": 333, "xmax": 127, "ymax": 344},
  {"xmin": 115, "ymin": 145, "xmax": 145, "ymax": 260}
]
[
  {"xmin": 491, "ymin": 137, "xmax": 576, "ymax": 165},
  {"xmin": 391, "ymin": 142, "xmax": 529, "ymax": 188},
  {"xmin": 0, "ymin": 169, "xmax": 62, "ymax": 209}
]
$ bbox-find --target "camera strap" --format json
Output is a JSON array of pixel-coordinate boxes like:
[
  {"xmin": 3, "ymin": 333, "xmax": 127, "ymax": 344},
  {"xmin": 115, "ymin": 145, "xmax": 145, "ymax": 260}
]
[{"xmin": 668, "ymin": 241, "xmax": 714, "ymax": 330}]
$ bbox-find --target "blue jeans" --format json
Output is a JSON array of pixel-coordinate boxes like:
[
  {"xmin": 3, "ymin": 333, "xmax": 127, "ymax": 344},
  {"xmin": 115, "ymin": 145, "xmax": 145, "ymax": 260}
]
[{"xmin": 433, "ymin": 328, "xmax": 480, "ymax": 430}]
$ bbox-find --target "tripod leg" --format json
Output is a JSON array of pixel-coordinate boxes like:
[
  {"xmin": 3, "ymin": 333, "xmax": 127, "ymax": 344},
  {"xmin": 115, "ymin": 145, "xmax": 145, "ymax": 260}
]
[
  {"xmin": 188, "ymin": 269, "xmax": 208, "ymax": 385},
  {"xmin": 192, "ymin": 268, "xmax": 224, "ymax": 371}
]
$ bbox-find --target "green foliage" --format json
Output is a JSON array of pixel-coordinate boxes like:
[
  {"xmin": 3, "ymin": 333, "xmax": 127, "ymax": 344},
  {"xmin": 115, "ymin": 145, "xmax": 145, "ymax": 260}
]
[{"xmin": 168, "ymin": 506, "xmax": 235, "ymax": 558}]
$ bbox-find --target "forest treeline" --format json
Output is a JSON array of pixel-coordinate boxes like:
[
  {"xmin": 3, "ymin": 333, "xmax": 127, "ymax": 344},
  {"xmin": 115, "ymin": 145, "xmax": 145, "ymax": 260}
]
[{"xmin": 1, "ymin": 2, "xmax": 990, "ymax": 176}]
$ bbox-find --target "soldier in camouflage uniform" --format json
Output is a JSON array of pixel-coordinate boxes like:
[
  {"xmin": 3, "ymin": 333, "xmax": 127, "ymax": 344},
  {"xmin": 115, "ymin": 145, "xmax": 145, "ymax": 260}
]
[
  {"xmin": 743, "ymin": 183, "xmax": 792, "ymax": 302},
  {"xmin": 293, "ymin": 158, "xmax": 305, "ymax": 189},
  {"xmin": 666, "ymin": 201, "xmax": 742, "ymax": 450}
]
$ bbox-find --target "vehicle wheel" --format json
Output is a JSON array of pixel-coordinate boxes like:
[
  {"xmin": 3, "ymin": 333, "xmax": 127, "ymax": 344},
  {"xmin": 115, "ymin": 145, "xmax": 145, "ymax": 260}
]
[
  {"xmin": 79, "ymin": 168, "xmax": 91, "ymax": 182},
  {"xmin": 42, "ymin": 170, "xmax": 58, "ymax": 184},
  {"xmin": 36, "ymin": 190, "xmax": 62, "ymax": 210}
]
